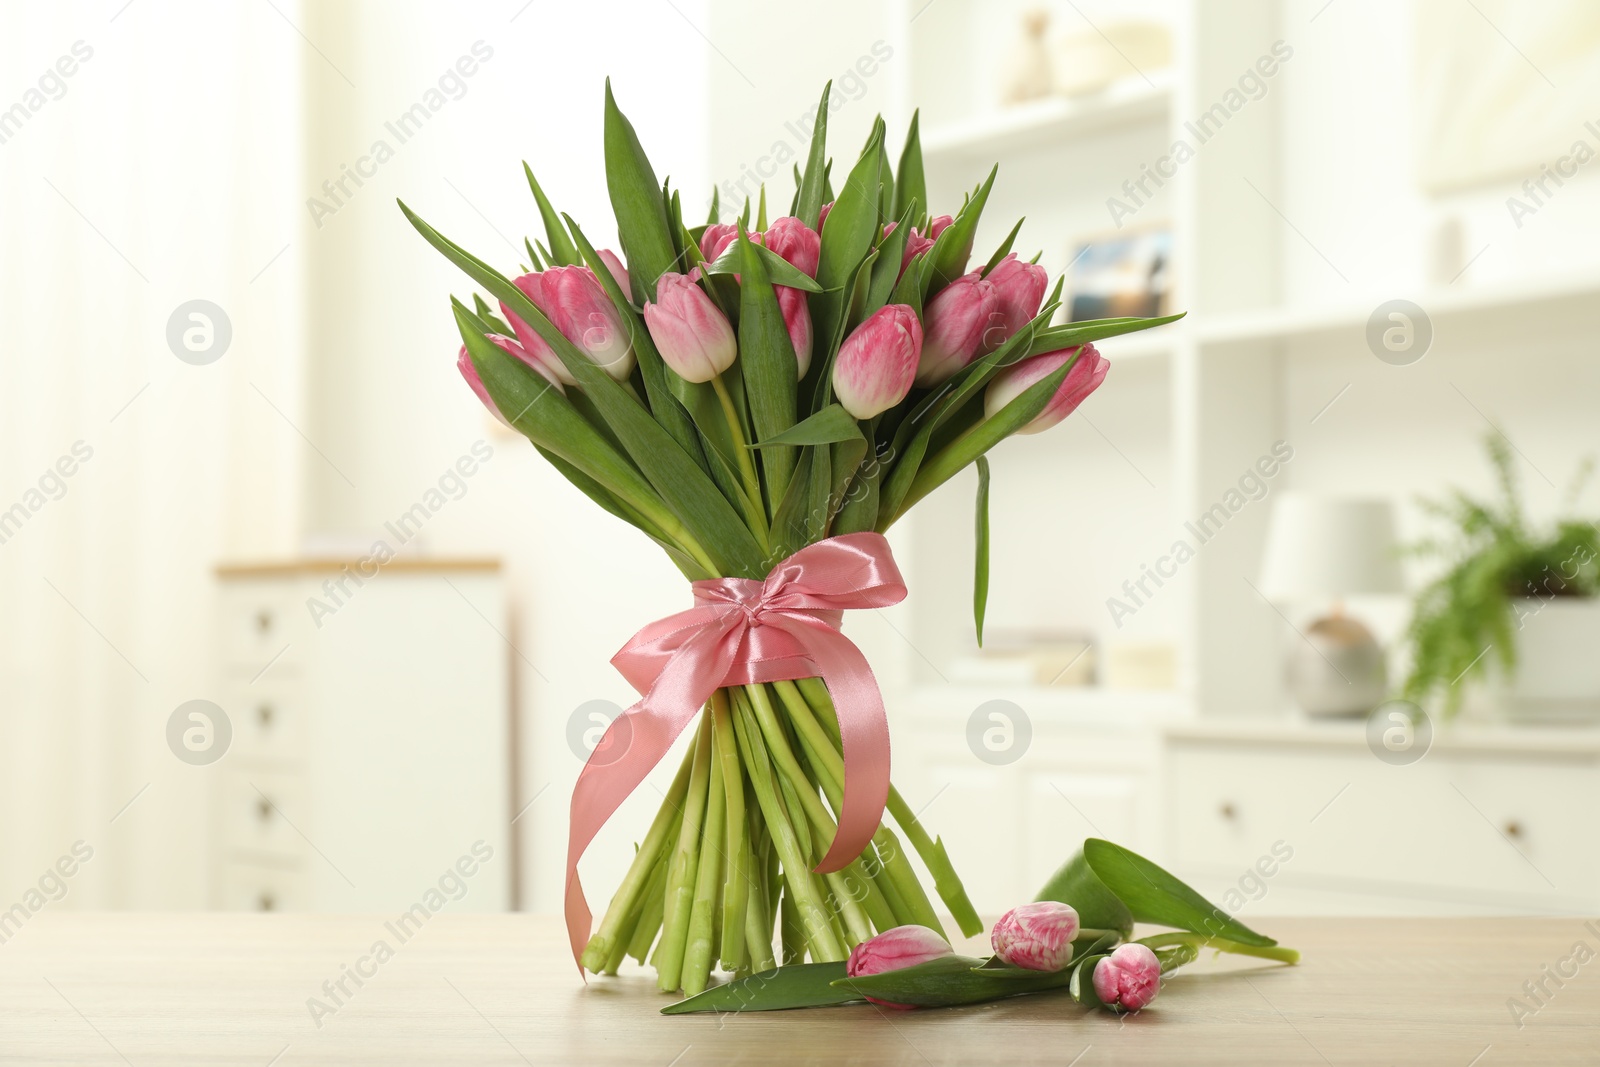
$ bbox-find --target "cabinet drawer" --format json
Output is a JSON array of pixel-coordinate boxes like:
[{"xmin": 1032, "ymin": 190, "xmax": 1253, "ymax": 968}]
[
  {"xmin": 1169, "ymin": 744, "xmax": 1600, "ymax": 904},
  {"xmin": 219, "ymin": 584, "xmax": 305, "ymax": 675},
  {"xmin": 219, "ymin": 861, "xmax": 307, "ymax": 912},
  {"xmin": 220, "ymin": 770, "xmax": 308, "ymax": 860},
  {"xmin": 222, "ymin": 679, "xmax": 308, "ymax": 767}
]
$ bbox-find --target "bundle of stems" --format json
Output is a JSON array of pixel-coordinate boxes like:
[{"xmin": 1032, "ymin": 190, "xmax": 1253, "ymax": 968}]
[{"xmin": 583, "ymin": 677, "xmax": 980, "ymax": 995}]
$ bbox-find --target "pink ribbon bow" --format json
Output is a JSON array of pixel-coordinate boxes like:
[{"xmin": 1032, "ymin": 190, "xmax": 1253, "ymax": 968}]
[{"xmin": 565, "ymin": 532, "xmax": 907, "ymax": 969}]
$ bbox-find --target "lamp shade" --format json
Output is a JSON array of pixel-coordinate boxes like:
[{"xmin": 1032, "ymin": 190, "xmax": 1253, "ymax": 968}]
[{"xmin": 1258, "ymin": 493, "xmax": 1403, "ymax": 601}]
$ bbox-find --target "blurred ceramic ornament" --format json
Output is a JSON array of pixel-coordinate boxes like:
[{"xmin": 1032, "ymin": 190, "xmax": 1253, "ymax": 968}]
[{"xmin": 1001, "ymin": 10, "xmax": 1054, "ymax": 106}]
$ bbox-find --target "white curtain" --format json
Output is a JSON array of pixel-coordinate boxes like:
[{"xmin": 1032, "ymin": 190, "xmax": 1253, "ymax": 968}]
[{"xmin": 0, "ymin": 1, "xmax": 304, "ymax": 907}]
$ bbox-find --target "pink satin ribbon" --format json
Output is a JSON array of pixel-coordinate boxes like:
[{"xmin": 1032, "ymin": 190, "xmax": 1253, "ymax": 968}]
[{"xmin": 564, "ymin": 532, "xmax": 907, "ymax": 970}]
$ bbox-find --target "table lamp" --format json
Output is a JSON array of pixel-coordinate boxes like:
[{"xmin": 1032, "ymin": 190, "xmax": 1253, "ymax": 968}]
[{"xmin": 1258, "ymin": 493, "xmax": 1404, "ymax": 717}]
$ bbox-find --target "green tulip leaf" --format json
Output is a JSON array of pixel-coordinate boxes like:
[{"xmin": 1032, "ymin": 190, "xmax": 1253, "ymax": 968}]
[
  {"xmin": 795, "ymin": 82, "xmax": 831, "ymax": 230},
  {"xmin": 894, "ymin": 109, "xmax": 926, "ymax": 224},
  {"xmin": 750, "ymin": 404, "xmax": 862, "ymax": 448},
  {"xmin": 1037, "ymin": 838, "xmax": 1278, "ymax": 948},
  {"xmin": 831, "ymin": 954, "xmax": 1076, "ymax": 1008},
  {"xmin": 603, "ymin": 79, "xmax": 679, "ymax": 304},
  {"xmin": 522, "ymin": 162, "xmax": 579, "ymax": 266},
  {"xmin": 701, "ymin": 240, "xmax": 824, "ymax": 293},
  {"xmin": 660, "ymin": 961, "xmax": 856, "ymax": 1014}
]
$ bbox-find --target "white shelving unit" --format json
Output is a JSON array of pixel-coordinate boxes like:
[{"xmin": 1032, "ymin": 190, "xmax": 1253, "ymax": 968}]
[{"xmin": 870, "ymin": 0, "xmax": 1600, "ymax": 913}]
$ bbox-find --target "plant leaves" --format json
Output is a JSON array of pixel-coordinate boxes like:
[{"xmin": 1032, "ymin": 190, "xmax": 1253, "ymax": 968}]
[
  {"xmin": 736, "ymin": 228, "xmax": 800, "ymax": 506},
  {"xmin": 795, "ymin": 83, "xmax": 831, "ymax": 230},
  {"xmin": 603, "ymin": 80, "xmax": 680, "ymax": 304},
  {"xmin": 812, "ymin": 122, "xmax": 883, "ymax": 368},
  {"xmin": 1080, "ymin": 839, "xmax": 1278, "ymax": 946},
  {"xmin": 701, "ymin": 240, "xmax": 824, "ymax": 293},
  {"xmin": 974, "ymin": 455, "xmax": 990, "ymax": 646},
  {"xmin": 661, "ymin": 962, "xmax": 856, "ymax": 1014},
  {"xmin": 522, "ymin": 163, "xmax": 579, "ymax": 266},
  {"xmin": 980, "ymin": 217, "xmax": 1025, "ymax": 277},
  {"xmin": 927, "ymin": 165, "xmax": 994, "ymax": 290},
  {"xmin": 403, "ymin": 201, "xmax": 763, "ymax": 576},
  {"xmin": 832, "ymin": 955, "xmax": 1076, "ymax": 1008},
  {"xmin": 894, "ymin": 110, "xmax": 925, "ymax": 223},
  {"xmin": 1034, "ymin": 846, "xmax": 1136, "ymax": 939},
  {"xmin": 751, "ymin": 403, "xmax": 862, "ymax": 448}
]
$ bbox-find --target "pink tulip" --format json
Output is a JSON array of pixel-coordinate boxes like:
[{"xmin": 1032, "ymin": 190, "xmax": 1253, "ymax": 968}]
[
  {"xmin": 986, "ymin": 254, "xmax": 1047, "ymax": 339},
  {"xmin": 643, "ymin": 272, "xmax": 737, "ymax": 384},
  {"xmin": 760, "ymin": 216, "xmax": 820, "ymax": 278},
  {"xmin": 990, "ymin": 901, "xmax": 1079, "ymax": 972},
  {"xmin": 832, "ymin": 304, "xmax": 922, "ymax": 419},
  {"xmin": 818, "ymin": 201, "xmax": 834, "ymax": 230},
  {"xmin": 983, "ymin": 344, "xmax": 1107, "ymax": 434},
  {"xmin": 1092, "ymin": 943, "xmax": 1162, "ymax": 1012},
  {"xmin": 846, "ymin": 925, "xmax": 953, "ymax": 1008},
  {"xmin": 458, "ymin": 333, "xmax": 564, "ymax": 424},
  {"xmin": 700, "ymin": 222, "xmax": 738, "ymax": 263},
  {"xmin": 776, "ymin": 285, "xmax": 813, "ymax": 379},
  {"xmin": 927, "ymin": 214, "xmax": 954, "ymax": 240},
  {"xmin": 597, "ymin": 248, "xmax": 630, "ymax": 296},
  {"xmin": 915, "ymin": 272, "xmax": 1001, "ymax": 387},
  {"xmin": 504, "ymin": 266, "xmax": 635, "ymax": 384}
]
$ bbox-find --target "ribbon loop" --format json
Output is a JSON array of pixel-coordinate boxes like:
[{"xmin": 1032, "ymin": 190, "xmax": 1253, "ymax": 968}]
[{"xmin": 564, "ymin": 532, "xmax": 906, "ymax": 970}]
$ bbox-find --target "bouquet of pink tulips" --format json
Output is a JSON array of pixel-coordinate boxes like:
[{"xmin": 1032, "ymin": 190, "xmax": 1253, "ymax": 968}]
[{"xmin": 403, "ymin": 80, "xmax": 1177, "ymax": 999}]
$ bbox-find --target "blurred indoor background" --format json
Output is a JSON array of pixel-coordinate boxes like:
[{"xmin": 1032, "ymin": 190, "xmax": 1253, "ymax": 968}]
[{"xmin": 4, "ymin": 0, "xmax": 1600, "ymax": 924}]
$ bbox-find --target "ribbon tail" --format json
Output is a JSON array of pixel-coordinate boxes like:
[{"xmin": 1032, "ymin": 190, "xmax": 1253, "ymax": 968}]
[
  {"xmin": 564, "ymin": 626, "xmax": 738, "ymax": 972},
  {"xmin": 784, "ymin": 622, "xmax": 892, "ymax": 875}
]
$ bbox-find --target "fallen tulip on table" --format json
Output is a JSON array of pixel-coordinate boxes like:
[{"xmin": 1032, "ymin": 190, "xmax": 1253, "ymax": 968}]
[{"xmin": 402, "ymin": 77, "xmax": 1187, "ymax": 1005}]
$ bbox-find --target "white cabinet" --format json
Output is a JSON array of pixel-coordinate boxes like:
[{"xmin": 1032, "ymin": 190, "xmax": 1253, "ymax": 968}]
[
  {"xmin": 212, "ymin": 561, "xmax": 511, "ymax": 912},
  {"xmin": 1164, "ymin": 721, "xmax": 1600, "ymax": 915},
  {"xmin": 895, "ymin": 687, "xmax": 1170, "ymax": 914}
]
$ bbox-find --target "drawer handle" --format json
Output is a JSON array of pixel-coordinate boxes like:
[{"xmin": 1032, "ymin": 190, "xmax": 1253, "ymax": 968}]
[
  {"xmin": 256, "ymin": 797, "xmax": 275, "ymax": 823},
  {"xmin": 255, "ymin": 610, "xmax": 274, "ymax": 636},
  {"xmin": 1219, "ymin": 802, "xmax": 1237, "ymax": 821},
  {"xmin": 258, "ymin": 892, "xmax": 276, "ymax": 912},
  {"xmin": 1504, "ymin": 820, "xmax": 1523, "ymax": 840},
  {"xmin": 257, "ymin": 704, "xmax": 275, "ymax": 728}
]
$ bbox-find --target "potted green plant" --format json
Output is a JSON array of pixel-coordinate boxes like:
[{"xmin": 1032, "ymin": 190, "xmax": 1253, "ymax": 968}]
[{"xmin": 1403, "ymin": 435, "xmax": 1600, "ymax": 720}]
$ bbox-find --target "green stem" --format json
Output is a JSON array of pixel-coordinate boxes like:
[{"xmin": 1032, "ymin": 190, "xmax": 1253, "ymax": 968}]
[
  {"xmin": 728, "ymin": 690, "xmax": 845, "ymax": 962},
  {"xmin": 712, "ymin": 693, "xmax": 750, "ymax": 971},
  {"xmin": 793, "ymin": 677, "xmax": 983, "ymax": 937},
  {"xmin": 626, "ymin": 853, "xmax": 672, "ymax": 964},
  {"xmin": 580, "ymin": 744, "xmax": 694, "ymax": 972},
  {"xmin": 654, "ymin": 718, "xmax": 714, "ymax": 992},
  {"xmin": 681, "ymin": 746, "xmax": 727, "ymax": 996},
  {"xmin": 711, "ymin": 372, "xmax": 771, "ymax": 541},
  {"xmin": 1137, "ymin": 931, "xmax": 1301, "ymax": 965}
]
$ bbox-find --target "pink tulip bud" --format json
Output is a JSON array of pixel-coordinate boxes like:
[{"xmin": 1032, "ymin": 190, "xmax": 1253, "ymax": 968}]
[
  {"xmin": 503, "ymin": 267, "xmax": 635, "ymax": 383},
  {"xmin": 990, "ymin": 901, "xmax": 1080, "ymax": 972},
  {"xmin": 900, "ymin": 229, "xmax": 935, "ymax": 279},
  {"xmin": 986, "ymin": 254, "xmax": 1048, "ymax": 339},
  {"xmin": 915, "ymin": 272, "xmax": 1001, "ymax": 387},
  {"xmin": 818, "ymin": 201, "xmax": 834, "ymax": 230},
  {"xmin": 846, "ymin": 925, "xmax": 953, "ymax": 1008},
  {"xmin": 644, "ymin": 272, "xmax": 738, "ymax": 384},
  {"xmin": 832, "ymin": 304, "xmax": 922, "ymax": 419},
  {"xmin": 700, "ymin": 223, "xmax": 738, "ymax": 263},
  {"xmin": 760, "ymin": 216, "xmax": 820, "ymax": 278},
  {"xmin": 597, "ymin": 248, "xmax": 630, "ymax": 296},
  {"xmin": 927, "ymin": 215, "xmax": 954, "ymax": 240},
  {"xmin": 1092, "ymin": 943, "xmax": 1162, "ymax": 1012},
  {"xmin": 983, "ymin": 344, "xmax": 1107, "ymax": 434},
  {"xmin": 539, "ymin": 265, "xmax": 635, "ymax": 381},
  {"xmin": 457, "ymin": 333, "xmax": 564, "ymax": 425},
  {"xmin": 776, "ymin": 285, "xmax": 813, "ymax": 379}
]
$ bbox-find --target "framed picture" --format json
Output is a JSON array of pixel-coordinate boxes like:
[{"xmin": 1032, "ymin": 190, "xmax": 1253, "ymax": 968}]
[{"xmin": 1066, "ymin": 226, "xmax": 1172, "ymax": 322}]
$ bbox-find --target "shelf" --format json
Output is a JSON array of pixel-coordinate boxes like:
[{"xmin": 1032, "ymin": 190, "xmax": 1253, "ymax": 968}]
[
  {"xmin": 905, "ymin": 684, "xmax": 1184, "ymax": 725},
  {"xmin": 921, "ymin": 73, "xmax": 1172, "ymax": 161},
  {"xmin": 1195, "ymin": 267, "xmax": 1600, "ymax": 349}
]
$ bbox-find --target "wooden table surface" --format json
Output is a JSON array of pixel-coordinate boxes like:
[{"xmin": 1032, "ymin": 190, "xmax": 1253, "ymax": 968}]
[{"xmin": 1, "ymin": 914, "xmax": 1595, "ymax": 1065}]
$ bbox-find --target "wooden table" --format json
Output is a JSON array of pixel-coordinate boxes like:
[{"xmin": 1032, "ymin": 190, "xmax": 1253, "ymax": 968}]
[{"xmin": 1, "ymin": 914, "xmax": 1594, "ymax": 1064}]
